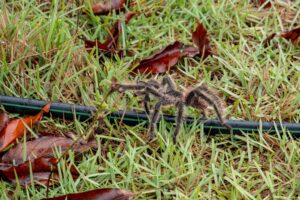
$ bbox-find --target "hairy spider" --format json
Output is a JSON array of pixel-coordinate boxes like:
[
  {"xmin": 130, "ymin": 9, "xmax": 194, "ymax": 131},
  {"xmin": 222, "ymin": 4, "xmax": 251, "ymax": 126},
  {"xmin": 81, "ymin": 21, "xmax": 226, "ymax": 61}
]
[{"xmin": 111, "ymin": 75, "xmax": 231, "ymax": 143}]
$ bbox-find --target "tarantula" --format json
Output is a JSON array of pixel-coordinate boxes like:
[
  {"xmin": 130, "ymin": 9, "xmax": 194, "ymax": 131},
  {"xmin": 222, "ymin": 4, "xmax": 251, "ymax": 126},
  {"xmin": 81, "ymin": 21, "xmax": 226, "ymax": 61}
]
[{"xmin": 111, "ymin": 75, "xmax": 231, "ymax": 143}]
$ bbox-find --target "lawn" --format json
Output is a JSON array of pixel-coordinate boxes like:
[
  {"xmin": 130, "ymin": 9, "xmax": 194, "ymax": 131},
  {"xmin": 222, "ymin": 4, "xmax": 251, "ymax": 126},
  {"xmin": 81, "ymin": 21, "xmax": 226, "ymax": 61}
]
[{"xmin": 0, "ymin": 0, "xmax": 300, "ymax": 199}]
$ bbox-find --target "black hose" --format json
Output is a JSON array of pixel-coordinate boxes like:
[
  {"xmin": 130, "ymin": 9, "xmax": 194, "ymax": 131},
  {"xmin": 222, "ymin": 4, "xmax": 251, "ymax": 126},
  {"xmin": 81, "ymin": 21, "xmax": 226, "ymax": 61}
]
[
  {"xmin": 0, "ymin": 95, "xmax": 95, "ymax": 121},
  {"xmin": 1, "ymin": 95, "xmax": 300, "ymax": 136}
]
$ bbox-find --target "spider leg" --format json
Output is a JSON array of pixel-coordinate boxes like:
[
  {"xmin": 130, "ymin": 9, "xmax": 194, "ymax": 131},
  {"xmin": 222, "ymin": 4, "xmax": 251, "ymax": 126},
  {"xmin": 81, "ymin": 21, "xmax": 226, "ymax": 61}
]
[
  {"xmin": 108, "ymin": 81, "xmax": 146, "ymax": 98},
  {"xmin": 145, "ymin": 86, "xmax": 163, "ymax": 98},
  {"xmin": 116, "ymin": 83, "xmax": 145, "ymax": 92},
  {"xmin": 148, "ymin": 79, "xmax": 160, "ymax": 88},
  {"xmin": 144, "ymin": 92, "xmax": 150, "ymax": 115},
  {"xmin": 138, "ymin": 79, "xmax": 160, "ymax": 89},
  {"xmin": 116, "ymin": 81, "xmax": 163, "ymax": 116},
  {"xmin": 173, "ymin": 102, "xmax": 185, "ymax": 144},
  {"xmin": 162, "ymin": 75, "xmax": 177, "ymax": 91},
  {"xmin": 201, "ymin": 109, "xmax": 207, "ymax": 119},
  {"xmin": 211, "ymin": 103, "xmax": 231, "ymax": 129},
  {"xmin": 194, "ymin": 90, "xmax": 231, "ymax": 129},
  {"xmin": 148, "ymin": 100, "xmax": 163, "ymax": 140},
  {"xmin": 162, "ymin": 75, "xmax": 183, "ymax": 99},
  {"xmin": 148, "ymin": 99, "xmax": 173, "ymax": 140},
  {"xmin": 136, "ymin": 80, "xmax": 160, "ymax": 115},
  {"xmin": 185, "ymin": 91, "xmax": 207, "ymax": 119}
]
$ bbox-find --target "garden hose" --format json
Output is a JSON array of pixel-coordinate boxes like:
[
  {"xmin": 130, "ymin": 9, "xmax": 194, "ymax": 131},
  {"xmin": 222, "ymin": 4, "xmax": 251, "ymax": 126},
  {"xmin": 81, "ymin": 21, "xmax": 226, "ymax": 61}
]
[{"xmin": 1, "ymin": 95, "xmax": 300, "ymax": 136}]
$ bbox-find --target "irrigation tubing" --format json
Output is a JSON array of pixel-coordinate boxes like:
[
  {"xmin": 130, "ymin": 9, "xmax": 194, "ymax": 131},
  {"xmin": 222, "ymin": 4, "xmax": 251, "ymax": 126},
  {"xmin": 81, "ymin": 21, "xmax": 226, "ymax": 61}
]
[{"xmin": 1, "ymin": 95, "xmax": 300, "ymax": 136}]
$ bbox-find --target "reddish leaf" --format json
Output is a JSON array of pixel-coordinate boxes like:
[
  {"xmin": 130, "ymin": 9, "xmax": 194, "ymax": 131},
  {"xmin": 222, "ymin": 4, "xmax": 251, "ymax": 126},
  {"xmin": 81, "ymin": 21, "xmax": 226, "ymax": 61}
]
[
  {"xmin": 2, "ymin": 136, "xmax": 97, "ymax": 165},
  {"xmin": 192, "ymin": 20, "xmax": 213, "ymax": 58},
  {"xmin": 0, "ymin": 104, "xmax": 50, "ymax": 152},
  {"xmin": 181, "ymin": 46, "xmax": 199, "ymax": 58},
  {"xmin": 85, "ymin": 39, "xmax": 111, "ymax": 53},
  {"xmin": 0, "ymin": 157, "xmax": 79, "ymax": 186},
  {"xmin": 134, "ymin": 41, "xmax": 185, "ymax": 73},
  {"xmin": 0, "ymin": 157, "xmax": 59, "ymax": 186},
  {"xmin": 281, "ymin": 27, "xmax": 300, "ymax": 46},
  {"xmin": 85, "ymin": 12, "xmax": 135, "ymax": 54},
  {"xmin": 43, "ymin": 188, "xmax": 134, "ymax": 200},
  {"xmin": 92, "ymin": 0, "xmax": 127, "ymax": 15},
  {"xmin": 264, "ymin": 27, "xmax": 300, "ymax": 46},
  {"xmin": 0, "ymin": 112, "xmax": 9, "ymax": 132}
]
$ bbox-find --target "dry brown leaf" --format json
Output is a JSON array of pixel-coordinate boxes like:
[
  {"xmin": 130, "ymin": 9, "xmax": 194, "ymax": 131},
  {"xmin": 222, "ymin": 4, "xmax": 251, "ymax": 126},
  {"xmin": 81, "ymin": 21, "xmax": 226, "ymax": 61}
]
[
  {"xmin": 2, "ymin": 136, "xmax": 97, "ymax": 165},
  {"xmin": 264, "ymin": 27, "xmax": 300, "ymax": 46},
  {"xmin": 0, "ymin": 157, "xmax": 79, "ymax": 186},
  {"xmin": 0, "ymin": 104, "xmax": 50, "ymax": 152},
  {"xmin": 43, "ymin": 188, "xmax": 134, "ymax": 200},
  {"xmin": 192, "ymin": 20, "xmax": 213, "ymax": 58},
  {"xmin": 92, "ymin": 0, "xmax": 127, "ymax": 15},
  {"xmin": 0, "ymin": 112, "xmax": 9, "ymax": 132}
]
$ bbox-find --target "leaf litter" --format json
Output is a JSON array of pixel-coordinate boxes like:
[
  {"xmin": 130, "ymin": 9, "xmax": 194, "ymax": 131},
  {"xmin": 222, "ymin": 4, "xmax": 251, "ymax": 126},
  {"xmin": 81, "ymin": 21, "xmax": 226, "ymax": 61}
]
[
  {"xmin": 92, "ymin": 0, "xmax": 127, "ymax": 15},
  {"xmin": 0, "ymin": 105, "xmax": 95, "ymax": 187},
  {"xmin": 264, "ymin": 27, "xmax": 300, "ymax": 46},
  {"xmin": 85, "ymin": 11, "xmax": 135, "ymax": 55},
  {"xmin": 43, "ymin": 188, "xmax": 134, "ymax": 200},
  {"xmin": 0, "ymin": 157, "xmax": 79, "ymax": 186},
  {"xmin": 0, "ymin": 104, "xmax": 50, "ymax": 152},
  {"xmin": 134, "ymin": 19, "xmax": 213, "ymax": 73},
  {"xmin": 1, "ymin": 135, "xmax": 97, "ymax": 165}
]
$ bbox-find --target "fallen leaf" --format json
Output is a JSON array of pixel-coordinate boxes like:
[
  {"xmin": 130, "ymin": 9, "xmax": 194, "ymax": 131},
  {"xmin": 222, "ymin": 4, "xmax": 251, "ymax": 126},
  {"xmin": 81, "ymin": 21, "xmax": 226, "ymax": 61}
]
[
  {"xmin": 85, "ymin": 11, "xmax": 135, "ymax": 54},
  {"xmin": 85, "ymin": 39, "xmax": 111, "ymax": 53},
  {"xmin": 0, "ymin": 157, "xmax": 79, "ymax": 186},
  {"xmin": 0, "ymin": 112, "xmax": 9, "ymax": 132},
  {"xmin": 181, "ymin": 46, "xmax": 199, "ymax": 58},
  {"xmin": 264, "ymin": 27, "xmax": 300, "ymax": 46},
  {"xmin": 192, "ymin": 20, "xmax": 213, "ymax": 58},
  {"xmin": 0, "ymin": 157, "xmax": 59, "ymax": 186},
  {"xmin": 92, "ymin": 0, "xmax": 127, "ymax": 15},
  {"xmin": 43, "ymin": 188, "xmax": 134, "ymax": 200},
  {"xmin": 134, "ymin": 41, "xmax": 185, "ymax": 73},
  {"xmin": 280, "ymin": 27, "xmax": 300, "ymax": 46},
  {"xmin": 2, "ymin": 136, "xmax": 98, "ymax": 165},
  {"xmin": 103, "ymin": 11, "xmax": 135, "ymax": 50},
  {"xmin": 133, "ymin": 19, "xmax": 215, "ymax": 73},
  {"xmin": 0, "ymin": 104, "xmax": 50, "ymax": 152}
]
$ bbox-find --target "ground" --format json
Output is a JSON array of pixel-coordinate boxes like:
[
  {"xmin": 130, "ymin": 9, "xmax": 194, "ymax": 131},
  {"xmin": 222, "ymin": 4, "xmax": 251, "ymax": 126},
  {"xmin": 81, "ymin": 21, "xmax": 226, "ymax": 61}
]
[{"xmin": 0, "ymin": 0, "xmax": 300, "ymax": 199}]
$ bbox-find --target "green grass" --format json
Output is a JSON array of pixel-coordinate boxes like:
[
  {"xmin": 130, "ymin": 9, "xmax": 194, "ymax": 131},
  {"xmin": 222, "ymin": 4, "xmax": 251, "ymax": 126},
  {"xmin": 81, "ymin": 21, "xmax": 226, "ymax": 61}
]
[{"xmin": 0, "ymin": 0, "xmax": 300, "ymax": 199}]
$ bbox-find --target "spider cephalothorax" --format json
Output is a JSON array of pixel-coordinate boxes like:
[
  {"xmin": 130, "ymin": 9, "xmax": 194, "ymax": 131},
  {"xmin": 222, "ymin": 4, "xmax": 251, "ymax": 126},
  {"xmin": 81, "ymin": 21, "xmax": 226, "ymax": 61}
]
[{"xmin": 111, "ymin": 75, "xmax": 231, "ymax": 143}]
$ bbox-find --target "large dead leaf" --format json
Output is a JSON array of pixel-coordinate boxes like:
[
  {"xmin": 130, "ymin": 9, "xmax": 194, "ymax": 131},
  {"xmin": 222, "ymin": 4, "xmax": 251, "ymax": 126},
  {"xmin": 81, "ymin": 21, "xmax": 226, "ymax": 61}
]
[
  {"xmin": 2, "ymin": 136, "xmax": 98, "ymax": 165},
  {"xmin": 92, "ymin": 0, "xmax": 127, "ymax": 15},
  {"xmin": 0, "ymin": 112, "xmax": 9, "ymax": 132},
  {"xmin": 134, "ymin": 41, "xmax": 183, "ymax": 73},
  {"xmin": 85, "ymin": 11, "xmax": 135, "ymax": 55},
  {"xmin": 281, "ymin": 27, "xmax": 300, "ymax": 46},
  {"xmin": 0, "ymin": 157, "xmax": 78, "ymax": 186},
  {"xmin": 0, "ymin": 104, "xmax": 50, "ymax": 152},
  {"xmin": 264, "ymin": 27, "xmax": 300, "ymax": 46},
  {"xmin": 133, "ymin": 19, "xmax": 214, "ymax": 73},
  {"xmin": 43, "ymin": 188, "xmax": 134, "ymax": 200},
  {"xmin": 192, "ymin": 20, "xmax": 213, "ymax": 58},
  {"xmin": 134, "ymin": 41, "xmax": 186, "ymax": 73}
]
